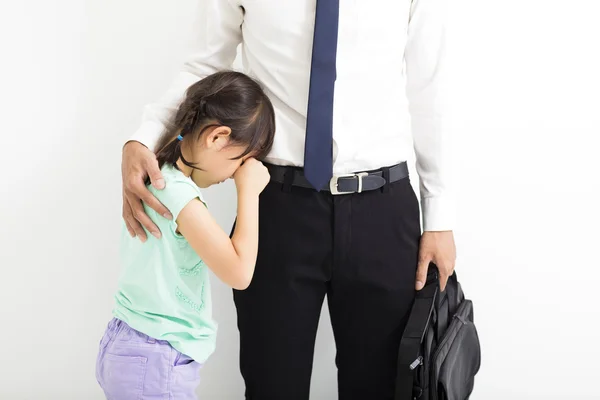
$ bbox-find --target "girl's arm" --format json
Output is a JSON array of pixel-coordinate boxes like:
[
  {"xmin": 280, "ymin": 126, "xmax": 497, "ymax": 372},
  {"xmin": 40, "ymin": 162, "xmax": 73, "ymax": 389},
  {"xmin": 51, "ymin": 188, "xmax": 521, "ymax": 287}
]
[
  {"xmin": 177, "ymin": 158, "xmax": 268, "ymax": 289},
  {"xmin": 177, "ymin": 192, "xmax": 259, "ymax": 290}
]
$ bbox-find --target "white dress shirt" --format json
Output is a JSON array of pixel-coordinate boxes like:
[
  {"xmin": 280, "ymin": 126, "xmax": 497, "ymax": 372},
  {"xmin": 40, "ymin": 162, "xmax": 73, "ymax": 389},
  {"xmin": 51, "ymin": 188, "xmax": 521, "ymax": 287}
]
[{"xmin": 131, "ymin": 0, "xmax": 454, "ymax": 231}]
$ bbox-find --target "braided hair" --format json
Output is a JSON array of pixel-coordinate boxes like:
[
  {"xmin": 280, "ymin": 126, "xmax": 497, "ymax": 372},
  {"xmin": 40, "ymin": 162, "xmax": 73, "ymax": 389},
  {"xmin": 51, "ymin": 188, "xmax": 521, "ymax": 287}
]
[{"xmin": 153, "ymin": 71, "xmax": 276, "ymax": 173}]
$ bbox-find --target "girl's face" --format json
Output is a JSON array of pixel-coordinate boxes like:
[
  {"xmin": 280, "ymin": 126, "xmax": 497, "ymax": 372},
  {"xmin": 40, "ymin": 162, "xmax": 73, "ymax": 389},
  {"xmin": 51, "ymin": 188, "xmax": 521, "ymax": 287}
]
[{"xmin": 180, "ymin": 126, "xmax": 252, "ymax": 188}]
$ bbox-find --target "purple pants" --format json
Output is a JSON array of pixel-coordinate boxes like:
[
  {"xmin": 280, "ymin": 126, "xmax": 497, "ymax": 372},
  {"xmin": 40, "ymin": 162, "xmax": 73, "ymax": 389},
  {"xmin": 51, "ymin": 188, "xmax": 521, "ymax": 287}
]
[{"xmin": 96, "ymin": 318, "xmax": 202, "ymax": 400}]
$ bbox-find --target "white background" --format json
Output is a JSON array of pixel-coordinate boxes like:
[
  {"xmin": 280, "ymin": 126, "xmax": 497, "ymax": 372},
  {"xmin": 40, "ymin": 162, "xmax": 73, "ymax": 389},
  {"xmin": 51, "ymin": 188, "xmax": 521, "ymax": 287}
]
[{"xmin": 1, "ymin": 0, "xmax": 599, "ymax": 399}]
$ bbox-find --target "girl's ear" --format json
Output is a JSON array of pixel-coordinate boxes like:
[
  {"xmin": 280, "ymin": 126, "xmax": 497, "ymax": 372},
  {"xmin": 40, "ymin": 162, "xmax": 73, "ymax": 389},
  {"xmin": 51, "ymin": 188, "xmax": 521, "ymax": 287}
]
[{"xmin": 205, "ymin": 126, "xmax": 232, "ymax": 150}]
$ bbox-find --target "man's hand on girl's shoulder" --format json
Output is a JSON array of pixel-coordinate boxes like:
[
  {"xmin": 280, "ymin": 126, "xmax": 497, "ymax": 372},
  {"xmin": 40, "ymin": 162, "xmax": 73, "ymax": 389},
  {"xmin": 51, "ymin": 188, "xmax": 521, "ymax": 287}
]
[{"xmin": 121, "ymin": 141, "xmax": 171, "ymax": 242}]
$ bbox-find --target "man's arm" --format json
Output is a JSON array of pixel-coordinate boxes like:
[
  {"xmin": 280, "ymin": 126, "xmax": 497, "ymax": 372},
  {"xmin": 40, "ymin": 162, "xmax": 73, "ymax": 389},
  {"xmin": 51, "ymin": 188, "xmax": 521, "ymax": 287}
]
[
  {"xmin": 405, "ymin": 0, "xmax": 453, "ymax": 232},
  {"xmin": 404, "ymin": 0, "xmax": 457, "ymax": 290},
  {"xmin": 131, "ymin": 0, "xmax": 244, "ymax": 150},
  {"xmin": 123, "ymin": 0, "xmax": 244, "ymax": 241}
]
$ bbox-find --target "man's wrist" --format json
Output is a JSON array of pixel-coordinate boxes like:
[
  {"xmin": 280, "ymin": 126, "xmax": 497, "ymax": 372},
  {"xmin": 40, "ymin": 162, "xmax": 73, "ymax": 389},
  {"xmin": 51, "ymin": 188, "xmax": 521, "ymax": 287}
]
[{"xmin": 421, "ymin": 195, "xmax": 455, "ymax": 232}]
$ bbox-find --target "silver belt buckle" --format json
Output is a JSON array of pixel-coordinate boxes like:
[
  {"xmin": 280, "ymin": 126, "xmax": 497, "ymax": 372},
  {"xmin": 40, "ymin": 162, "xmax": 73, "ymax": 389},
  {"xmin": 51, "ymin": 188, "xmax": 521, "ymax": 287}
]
[{"xmin": 329, "ymin": 172, "xmax": 368, "ymax": 195}]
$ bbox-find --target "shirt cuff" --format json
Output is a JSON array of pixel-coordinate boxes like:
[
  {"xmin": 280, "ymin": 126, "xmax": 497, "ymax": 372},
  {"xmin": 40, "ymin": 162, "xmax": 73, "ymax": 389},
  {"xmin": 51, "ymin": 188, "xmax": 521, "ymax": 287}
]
[
  {"xmin": 128, "ymin": 120, "xmax": 165, "ymax": 152},
  {"xmin": 421, "ymin": 195, "xmax": 455, "ymax": 232}
]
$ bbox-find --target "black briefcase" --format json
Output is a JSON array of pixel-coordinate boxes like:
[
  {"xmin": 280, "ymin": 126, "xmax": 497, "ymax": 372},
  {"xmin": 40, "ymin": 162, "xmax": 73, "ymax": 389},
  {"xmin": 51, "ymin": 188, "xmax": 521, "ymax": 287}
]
[{"xmin": 395, "ymin": 264, "xmax": 481, "ymax": 400}]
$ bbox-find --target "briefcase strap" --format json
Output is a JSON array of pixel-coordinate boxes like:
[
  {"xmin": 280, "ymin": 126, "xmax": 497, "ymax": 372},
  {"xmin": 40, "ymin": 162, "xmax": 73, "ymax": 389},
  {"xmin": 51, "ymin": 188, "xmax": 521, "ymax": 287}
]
[{"xmin": 395, "ymin": 273, "xmax": 438, "ymax": 400}]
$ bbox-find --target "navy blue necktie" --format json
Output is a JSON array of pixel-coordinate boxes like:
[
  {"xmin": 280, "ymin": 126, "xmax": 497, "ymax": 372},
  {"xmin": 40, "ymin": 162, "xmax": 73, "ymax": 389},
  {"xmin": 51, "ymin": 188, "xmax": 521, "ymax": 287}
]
[{"xmin": 304, "ymin": 0, "xmax": 340, "ymax": 191}]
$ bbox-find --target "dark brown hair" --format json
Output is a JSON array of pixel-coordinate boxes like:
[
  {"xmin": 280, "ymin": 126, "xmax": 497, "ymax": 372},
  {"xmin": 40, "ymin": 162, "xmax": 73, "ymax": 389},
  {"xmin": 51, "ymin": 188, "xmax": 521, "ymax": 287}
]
[{"xmin": 154, "ymin": 71, "xmax": 276, "ymax": 171}]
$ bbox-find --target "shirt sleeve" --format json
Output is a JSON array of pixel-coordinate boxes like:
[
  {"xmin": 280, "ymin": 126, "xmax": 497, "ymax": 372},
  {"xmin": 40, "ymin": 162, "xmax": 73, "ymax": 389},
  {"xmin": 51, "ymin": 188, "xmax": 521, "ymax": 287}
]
[
  {"xmin": 130, "ymin": 0, "xmax": 244, "ymax": 151},
  {"xmin": 404, "ymin": 0, "xmax": 455, "ymax": 231},
  {"xmin": 152, "ymin": 178, "xmax": 205, "ymax": 223}
]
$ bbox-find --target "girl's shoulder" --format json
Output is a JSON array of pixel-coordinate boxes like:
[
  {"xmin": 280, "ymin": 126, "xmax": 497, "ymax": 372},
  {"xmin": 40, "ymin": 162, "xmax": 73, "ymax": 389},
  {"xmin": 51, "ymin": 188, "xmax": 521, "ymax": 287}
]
[
  {"xmin": 147, "ymin": 165, "xmax": 206, "ymax": 221},
  {"xmin": 160, "ymin": 164, "xmax": 192, "ymax": 183},
  {"xmin": 158, "ymin": 165, "xmax": 200, "ymax": 192}
]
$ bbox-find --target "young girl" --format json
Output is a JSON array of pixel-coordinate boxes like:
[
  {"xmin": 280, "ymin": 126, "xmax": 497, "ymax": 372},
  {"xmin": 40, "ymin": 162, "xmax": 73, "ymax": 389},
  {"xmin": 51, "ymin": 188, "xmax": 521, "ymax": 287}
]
[{"xmin": 96, "ymin": 71, "xmax": 275, "ymax": 400}]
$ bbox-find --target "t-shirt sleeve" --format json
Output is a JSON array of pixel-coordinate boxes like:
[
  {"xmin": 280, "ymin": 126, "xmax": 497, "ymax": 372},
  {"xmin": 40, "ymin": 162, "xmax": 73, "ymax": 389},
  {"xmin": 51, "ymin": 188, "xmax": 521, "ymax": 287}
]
[{"xmin": 152, "ymin": 178, "xmax": 205, "ymax": 222}]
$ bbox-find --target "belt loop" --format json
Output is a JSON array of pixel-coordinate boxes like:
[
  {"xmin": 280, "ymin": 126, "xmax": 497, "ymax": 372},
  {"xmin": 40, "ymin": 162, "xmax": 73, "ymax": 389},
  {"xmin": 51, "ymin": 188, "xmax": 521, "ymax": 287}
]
[
  {"xmin": 381, "ymin": 166, "xmax": 390, "ymax": 193},
  {"xmin": 147, "ymin": 336, "xmax": 156, "ymax": 344},
  {"xmin": 282, "ymin": 168, "xmax": 294, "ymax": 193}
]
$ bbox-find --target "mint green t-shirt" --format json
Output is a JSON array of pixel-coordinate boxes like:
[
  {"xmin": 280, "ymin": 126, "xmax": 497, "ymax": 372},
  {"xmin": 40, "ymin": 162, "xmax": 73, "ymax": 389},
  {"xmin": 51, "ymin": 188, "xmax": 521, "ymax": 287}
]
[{"xmin": 113, "ymin": 165, "xmax": 217, "ymax": 363}]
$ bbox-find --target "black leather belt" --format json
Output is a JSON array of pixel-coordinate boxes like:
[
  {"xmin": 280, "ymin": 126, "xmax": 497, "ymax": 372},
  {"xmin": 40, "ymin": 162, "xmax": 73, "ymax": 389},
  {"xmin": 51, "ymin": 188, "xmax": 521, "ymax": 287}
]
[{"xmin": 266, "ymin": 162, "xmax": 409, "ymax": 195}]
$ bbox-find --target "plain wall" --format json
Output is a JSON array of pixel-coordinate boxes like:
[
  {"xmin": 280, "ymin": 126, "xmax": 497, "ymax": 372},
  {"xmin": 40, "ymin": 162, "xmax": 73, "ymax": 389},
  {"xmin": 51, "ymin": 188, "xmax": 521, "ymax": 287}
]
[{"xmin": 1, "ymin": 0, "xmax": 599, "ymax": 399}]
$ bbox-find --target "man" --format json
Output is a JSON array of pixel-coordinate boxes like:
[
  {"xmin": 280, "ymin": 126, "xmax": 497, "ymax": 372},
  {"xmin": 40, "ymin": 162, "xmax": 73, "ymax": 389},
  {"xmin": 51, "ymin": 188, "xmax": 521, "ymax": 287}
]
[{"xmin": 121, "ymin": 0, "xmax": 456, "ymax": 398}]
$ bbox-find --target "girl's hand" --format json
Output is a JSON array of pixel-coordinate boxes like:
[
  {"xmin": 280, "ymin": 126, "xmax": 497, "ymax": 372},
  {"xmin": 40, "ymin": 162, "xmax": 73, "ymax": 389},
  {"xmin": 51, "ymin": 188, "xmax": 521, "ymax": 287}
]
[{"xmin": 233, "ymin": 158, "xmax": 270, "ymax": 196}]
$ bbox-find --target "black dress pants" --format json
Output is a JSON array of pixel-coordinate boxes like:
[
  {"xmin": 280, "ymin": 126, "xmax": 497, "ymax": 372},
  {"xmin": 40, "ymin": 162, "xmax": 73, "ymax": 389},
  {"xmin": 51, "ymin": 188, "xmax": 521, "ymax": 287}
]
[{"xmin": 233, "ymin": 168, "xmax": 422, "ymax": 400}]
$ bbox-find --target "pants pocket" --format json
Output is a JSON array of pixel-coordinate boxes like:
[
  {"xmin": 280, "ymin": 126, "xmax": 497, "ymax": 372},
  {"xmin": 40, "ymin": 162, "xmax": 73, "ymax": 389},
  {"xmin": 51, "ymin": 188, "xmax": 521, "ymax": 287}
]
[
  {"xmin": 173, "ymin": 352, "xmax": 201, "ymax": 381},
  {"xmin": 98, "ymin": 353, "xmax": 147, "ymax": 400},
  {"xmin": 171, "ymin": 351, "xmax": 201, "ymax": 399}
]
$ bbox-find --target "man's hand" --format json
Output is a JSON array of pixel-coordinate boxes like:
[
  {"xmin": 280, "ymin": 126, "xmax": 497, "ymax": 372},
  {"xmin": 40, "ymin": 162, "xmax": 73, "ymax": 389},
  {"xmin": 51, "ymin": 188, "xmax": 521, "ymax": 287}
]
[
  {"xmin": 122, "ymin": 141, "xmax": 172, "ymax": 242},
  {"xmin": 415, "ymin": 231, "xmax": 456, "ymax": 292}
]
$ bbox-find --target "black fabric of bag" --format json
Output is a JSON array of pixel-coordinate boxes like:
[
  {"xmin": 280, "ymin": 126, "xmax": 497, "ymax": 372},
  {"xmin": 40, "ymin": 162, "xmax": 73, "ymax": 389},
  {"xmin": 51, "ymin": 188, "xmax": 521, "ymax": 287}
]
[{"xmin": 395, "ymin": 264, "xmax": 481, "ymax": 400}]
